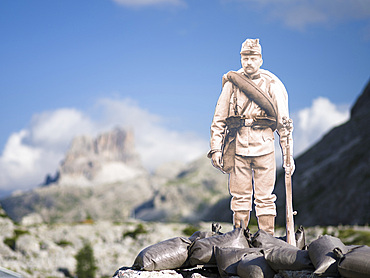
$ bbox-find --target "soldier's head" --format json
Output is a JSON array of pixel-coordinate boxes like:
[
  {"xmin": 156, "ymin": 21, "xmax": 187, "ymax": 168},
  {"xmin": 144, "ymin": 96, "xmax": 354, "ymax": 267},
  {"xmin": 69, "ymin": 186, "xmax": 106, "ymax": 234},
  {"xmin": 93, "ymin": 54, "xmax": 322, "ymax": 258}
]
[{"xmin": 240, "ymin": 38, "xmax": 263, "ymax": 76}]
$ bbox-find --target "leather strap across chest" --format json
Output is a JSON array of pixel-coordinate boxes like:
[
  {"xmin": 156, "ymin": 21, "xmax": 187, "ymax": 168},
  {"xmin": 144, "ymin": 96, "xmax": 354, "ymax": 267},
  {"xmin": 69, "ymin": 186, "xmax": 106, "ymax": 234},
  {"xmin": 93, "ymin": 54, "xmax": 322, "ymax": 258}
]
[{"xmin": 225, "ymin": 71, "xmax": 278, "ymax": 130}]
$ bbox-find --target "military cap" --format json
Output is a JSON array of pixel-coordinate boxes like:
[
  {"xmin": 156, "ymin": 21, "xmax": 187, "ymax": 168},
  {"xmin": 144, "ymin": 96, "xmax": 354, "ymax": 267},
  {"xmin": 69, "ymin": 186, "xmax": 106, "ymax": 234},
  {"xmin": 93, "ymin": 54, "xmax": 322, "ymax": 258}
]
[{"xmin": 240, "ymin": 38, "xmax": 262, "ymax": 55}]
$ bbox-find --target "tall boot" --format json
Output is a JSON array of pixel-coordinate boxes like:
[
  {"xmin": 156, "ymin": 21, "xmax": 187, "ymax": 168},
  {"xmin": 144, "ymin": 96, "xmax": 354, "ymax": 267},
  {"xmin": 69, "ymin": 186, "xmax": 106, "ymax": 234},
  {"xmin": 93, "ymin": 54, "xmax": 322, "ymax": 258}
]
[
  {"xmin": 233, "ymin": 210, "xmax": 250, "ymax": 229},
  {"xmin": 258, "ymin": 215, "xmax": 275, "ymax": 235}
]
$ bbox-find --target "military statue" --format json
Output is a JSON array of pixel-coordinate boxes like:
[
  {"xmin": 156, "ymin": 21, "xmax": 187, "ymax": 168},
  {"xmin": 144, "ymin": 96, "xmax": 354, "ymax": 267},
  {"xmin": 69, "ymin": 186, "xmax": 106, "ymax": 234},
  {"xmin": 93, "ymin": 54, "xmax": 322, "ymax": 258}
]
[{"xmin": 208, "ymin": 38, "xmax": 295, "ymax": 235}]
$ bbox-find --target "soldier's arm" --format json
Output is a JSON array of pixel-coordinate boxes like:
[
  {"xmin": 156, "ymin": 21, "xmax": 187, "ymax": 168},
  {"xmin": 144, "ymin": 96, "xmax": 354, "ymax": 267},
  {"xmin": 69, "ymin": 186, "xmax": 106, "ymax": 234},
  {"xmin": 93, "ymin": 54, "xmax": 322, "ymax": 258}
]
[{"xmin": 209, "ymin": 81, "xmax": 233, "ymax": 153}]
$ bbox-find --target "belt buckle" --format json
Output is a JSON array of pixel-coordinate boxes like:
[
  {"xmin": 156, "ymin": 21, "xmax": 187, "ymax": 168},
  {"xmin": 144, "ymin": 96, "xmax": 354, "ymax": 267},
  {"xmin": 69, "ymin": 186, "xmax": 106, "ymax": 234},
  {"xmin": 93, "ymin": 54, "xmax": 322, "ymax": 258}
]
[{"xmin": 244, "ymin": 118, "xmax": 253, "ymax": 127}]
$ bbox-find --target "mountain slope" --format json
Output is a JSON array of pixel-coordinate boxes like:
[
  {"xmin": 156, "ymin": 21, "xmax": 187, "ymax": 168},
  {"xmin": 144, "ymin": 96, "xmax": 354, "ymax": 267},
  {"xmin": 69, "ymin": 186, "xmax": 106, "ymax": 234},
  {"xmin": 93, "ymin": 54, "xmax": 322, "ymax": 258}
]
[
  {"xmin": 274, "ymin": 79, "xmax": 370, "ymax": 226},
  {"xmin": 134, "ymin": 155, "xmax": 229, "ymax": 223},
  {"xmin": 0, "ymin": 128, "xmax": 154, "ymax": 223}
]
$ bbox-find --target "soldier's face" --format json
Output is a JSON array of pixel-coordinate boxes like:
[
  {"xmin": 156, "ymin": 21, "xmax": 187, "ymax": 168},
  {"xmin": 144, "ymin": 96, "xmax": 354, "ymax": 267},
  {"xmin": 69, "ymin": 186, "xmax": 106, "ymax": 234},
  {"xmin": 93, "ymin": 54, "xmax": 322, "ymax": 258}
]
[{"xmin": 241, "ymin": 54, "xmax": 263, "ymax": 76}]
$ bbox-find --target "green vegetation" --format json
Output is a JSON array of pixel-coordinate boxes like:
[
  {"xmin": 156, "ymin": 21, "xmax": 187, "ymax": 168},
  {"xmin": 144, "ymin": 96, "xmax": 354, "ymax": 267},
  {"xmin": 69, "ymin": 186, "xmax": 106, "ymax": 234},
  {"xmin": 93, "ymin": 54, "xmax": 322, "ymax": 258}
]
[
  {"xmin": 122, "ymin": 223, "xmax": 148, "ymax": 239},
  {"xmin": 56, "ymin": 239, "xmax": 73, "ymax": 247},
  {"xmin": 75, "ymin": 242, "xmax": 98, "ymax": 278},
  {"xmin": 0, "ymin": 210, "xmax": 9, "ymax": 218},
  {"xmin": 3, "ymin": 228, "xmax": 30, "ymax": 250},
  {"xmin": 3, "ymin": 237, "xmax": 16, "ymax": 251},
  {"xmin": 81, "ymin": 214, "xmax": 94, "ymax": 224},
  {"xmin": 338, "ymin": 228, "xmax": 370, "ymax": 246},
  {"xmin": 182, "ymin": 224, "xmax": 200, "ymax": 236}
]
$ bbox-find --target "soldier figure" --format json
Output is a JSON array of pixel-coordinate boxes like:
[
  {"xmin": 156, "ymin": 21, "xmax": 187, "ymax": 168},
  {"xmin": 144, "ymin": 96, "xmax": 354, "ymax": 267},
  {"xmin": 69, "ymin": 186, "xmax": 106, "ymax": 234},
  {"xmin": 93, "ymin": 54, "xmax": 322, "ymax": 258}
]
[{"xmin": 208, "ymin": 38, "xmax": 294, "ymax": 235}]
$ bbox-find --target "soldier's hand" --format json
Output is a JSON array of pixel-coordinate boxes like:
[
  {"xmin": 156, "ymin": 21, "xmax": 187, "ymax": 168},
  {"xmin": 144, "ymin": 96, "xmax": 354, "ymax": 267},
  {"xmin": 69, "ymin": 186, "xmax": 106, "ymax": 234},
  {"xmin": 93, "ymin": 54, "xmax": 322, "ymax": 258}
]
[
  {"xmin": 211, "ymin": 151, "xmax": 223, "ymax": 171},
  {"xmin": 283, "ymin": 155, "xmax": 295, "ymax": 175}
]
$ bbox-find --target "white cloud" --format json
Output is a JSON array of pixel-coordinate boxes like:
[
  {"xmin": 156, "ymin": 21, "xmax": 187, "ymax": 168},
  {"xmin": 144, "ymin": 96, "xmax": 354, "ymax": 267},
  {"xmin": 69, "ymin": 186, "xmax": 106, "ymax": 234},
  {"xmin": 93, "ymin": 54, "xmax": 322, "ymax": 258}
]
[
  {"xmin": 0, "ymin": 109, "xmax": 97, "ymax": 193},
  {"xmin": 229, "ymin": 0, "xmax": 370, "ymax": 30},
  {"xmin": 292, "ymin": 97, "xmax": 350, "ymax": 156},
  {"xmin": 112, "ymin": 0, "xmax": 186, "ymax": 8},
  {"xmin": 94, "ymin": 97, "xmax": 208, "ymax": 169},
  {"xmin": 28, "ymin": 108, "xmax": 96, "ymax": 150},
  {"xmin": 0, "ymin": 99, "xmax": 208, "ymax": 193}
]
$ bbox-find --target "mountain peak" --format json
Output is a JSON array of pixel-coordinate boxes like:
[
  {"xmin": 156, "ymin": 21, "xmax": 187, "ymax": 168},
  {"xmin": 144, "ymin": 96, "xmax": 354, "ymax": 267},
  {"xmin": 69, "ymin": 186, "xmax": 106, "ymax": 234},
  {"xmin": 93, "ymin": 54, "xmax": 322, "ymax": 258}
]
[
  {"xmin": 351, "ymin": 79, "xmax": 370, "ymax": 118},
  {"xmin": 56, "ymin": 127, "xmax": 145, "ymax": 186}
]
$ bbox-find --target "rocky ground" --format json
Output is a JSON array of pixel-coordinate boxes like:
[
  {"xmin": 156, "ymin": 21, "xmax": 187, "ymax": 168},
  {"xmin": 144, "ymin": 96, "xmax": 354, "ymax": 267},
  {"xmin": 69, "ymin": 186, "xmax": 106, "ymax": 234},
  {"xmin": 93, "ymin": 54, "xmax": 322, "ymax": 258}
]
[{"xmin": 0, "ymin": 213, "xmax": 369, "ymax": 278}]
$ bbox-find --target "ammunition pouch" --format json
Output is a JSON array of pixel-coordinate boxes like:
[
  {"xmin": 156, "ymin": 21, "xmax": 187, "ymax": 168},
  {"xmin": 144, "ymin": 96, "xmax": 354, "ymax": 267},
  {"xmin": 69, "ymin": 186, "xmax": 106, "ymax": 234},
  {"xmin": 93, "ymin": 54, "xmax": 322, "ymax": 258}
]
[{"xmin": 226, "ymin": 115, "xmax": 245, "ymax": 130}]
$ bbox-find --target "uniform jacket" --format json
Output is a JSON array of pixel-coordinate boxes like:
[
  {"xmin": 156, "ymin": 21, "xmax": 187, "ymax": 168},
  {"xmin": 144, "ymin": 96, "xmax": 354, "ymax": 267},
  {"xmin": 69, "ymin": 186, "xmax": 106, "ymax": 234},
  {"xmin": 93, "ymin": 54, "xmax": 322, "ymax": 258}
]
[{"xmin": 210, "ymin": 68, "xmax": 292, "ymax": 160}]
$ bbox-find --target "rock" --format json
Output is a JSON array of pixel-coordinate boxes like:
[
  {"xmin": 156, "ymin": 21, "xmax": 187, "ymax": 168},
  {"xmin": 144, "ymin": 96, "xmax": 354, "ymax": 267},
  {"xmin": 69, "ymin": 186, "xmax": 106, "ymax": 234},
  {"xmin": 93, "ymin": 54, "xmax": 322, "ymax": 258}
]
[
  {"xmin": 113, "ymin": 268, "xmax": 183, "ymax": 278},
  {"xmin": 113, "ymin": 267, "xmax": 232, "ymax": 278},
  {"xmin": 15, "ymin": 234, "xmax": 40, "ymax": 256},
  {"xmin": 0, "ymin": 216, "xmax": 15, "ymax": 239},
  {"xmin": 57, "ymin": 127, "xmax": 145, "ymax": 186},
  {"xmin": 112, "ymin": 264, "xmax": 316, "ymax": 277},
  {"xmin": 274, "ymin": 270, "xmax": 314, "ymax": 278},
  {"xmin": 20, "ymin": 213, "xmax": 43, "ymax": 226}
]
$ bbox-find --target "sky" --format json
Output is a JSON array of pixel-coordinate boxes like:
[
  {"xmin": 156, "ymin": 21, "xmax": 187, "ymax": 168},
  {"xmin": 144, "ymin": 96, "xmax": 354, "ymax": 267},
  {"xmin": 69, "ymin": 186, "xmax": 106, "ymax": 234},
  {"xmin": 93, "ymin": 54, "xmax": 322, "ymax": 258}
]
[{"xmin": 0, "ymin": 0, "xmax": 369, "ymax": 197}]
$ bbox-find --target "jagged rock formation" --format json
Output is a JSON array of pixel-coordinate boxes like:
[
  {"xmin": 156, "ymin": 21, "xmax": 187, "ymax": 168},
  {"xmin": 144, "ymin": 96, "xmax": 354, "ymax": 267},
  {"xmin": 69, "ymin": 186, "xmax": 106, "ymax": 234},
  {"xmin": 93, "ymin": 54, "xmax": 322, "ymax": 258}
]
[
  {"xmin": 274, "ymin": 79, "xmax": 370, "ymax": 226},
  {"xmin": 57, "ymin": 127, "xmax": 144, "ymax": 186}
]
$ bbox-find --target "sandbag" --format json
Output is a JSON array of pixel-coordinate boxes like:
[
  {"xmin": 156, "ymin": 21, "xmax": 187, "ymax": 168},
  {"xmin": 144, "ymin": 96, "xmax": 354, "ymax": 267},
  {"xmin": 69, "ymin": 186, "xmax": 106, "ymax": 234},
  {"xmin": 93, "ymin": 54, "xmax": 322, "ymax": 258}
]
[
  {"xmin": 188, "ymin": 222, "xmax": 223, "ymax": 242},
  {"xmin": 188, "ymin": 230, "xmax": 215, "ymax": 242},
  {"xmin": 132, "ymin": 236, "xmax": 191, "ymax": 271},
  {"xmin": 335, "ymin": 245, "xmax": 370, "ymax": 278},
  {"xmin": 237, "ymin": 252, "xmax": 276, "ymax": 278},
  {"xmin": 308, "ymin": 235, "xmax": 347, "ymax": 277},
  {"xmin": 251, "ymin": 229, "xmax": 297, "ymax": 249},
  {"xmin": 278, "ymin": 225, "xmax": 307, "ymax": 250},
  {"xmin": 189, "ymin": 227, "xmax": 251, "ymax": 266},
  {"xmin": 214, "ymin": 247, "xmax": 263, "ymax": 277},
  {"xmin": 263, "ymin": 246, "xmax": 314, "ymax": 271}
]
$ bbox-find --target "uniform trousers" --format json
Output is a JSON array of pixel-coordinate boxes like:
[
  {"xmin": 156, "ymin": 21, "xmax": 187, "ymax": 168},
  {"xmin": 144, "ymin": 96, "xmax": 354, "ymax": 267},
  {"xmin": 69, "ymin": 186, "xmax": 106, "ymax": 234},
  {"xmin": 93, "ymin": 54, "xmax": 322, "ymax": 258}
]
[{"xmin": 229, "ymin": 151, "xmax": 277, "ymax": 217}]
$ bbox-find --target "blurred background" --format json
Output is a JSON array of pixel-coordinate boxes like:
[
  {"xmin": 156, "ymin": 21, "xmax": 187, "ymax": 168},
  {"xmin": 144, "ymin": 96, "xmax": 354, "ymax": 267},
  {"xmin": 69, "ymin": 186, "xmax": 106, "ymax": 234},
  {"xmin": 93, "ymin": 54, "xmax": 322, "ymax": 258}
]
[{"xmin": 0, "ymin": 1, "xmax": 369, "ymax": 277}]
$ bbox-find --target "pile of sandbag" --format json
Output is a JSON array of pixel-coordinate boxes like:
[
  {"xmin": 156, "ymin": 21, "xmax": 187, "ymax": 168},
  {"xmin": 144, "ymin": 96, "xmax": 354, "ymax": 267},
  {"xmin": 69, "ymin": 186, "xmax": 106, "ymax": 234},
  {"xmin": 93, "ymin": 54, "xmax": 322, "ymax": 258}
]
[{"xmin": 132, "ymin": 223, "xmax": 370, "ymax": 278}]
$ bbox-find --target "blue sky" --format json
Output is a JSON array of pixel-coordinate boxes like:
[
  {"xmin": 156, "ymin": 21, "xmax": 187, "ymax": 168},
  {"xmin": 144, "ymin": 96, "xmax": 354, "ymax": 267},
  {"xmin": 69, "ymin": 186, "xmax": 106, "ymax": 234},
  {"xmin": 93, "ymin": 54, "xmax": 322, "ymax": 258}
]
[{"xmin": 0, "ymin": 0, "xmax": 369, "ymax": 195}]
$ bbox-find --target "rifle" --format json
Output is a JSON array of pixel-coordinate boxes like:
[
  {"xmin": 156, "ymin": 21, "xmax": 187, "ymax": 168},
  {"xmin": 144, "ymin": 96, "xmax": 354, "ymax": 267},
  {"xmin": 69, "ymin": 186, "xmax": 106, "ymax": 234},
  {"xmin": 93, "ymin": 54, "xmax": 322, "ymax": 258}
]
[{"xmin": 282, "ymin": 117, "xmax": 297, "ymax": 247}]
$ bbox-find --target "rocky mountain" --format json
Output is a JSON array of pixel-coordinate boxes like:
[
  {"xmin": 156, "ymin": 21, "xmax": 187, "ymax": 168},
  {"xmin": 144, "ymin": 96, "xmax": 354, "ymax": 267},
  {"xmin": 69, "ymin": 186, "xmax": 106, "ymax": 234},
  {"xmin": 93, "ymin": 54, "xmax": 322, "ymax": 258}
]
[
  {"xmin": 55, "ymin": 127, "xmax": 144, "ymax": 186},
  {"xmin": 0, "ymin": 126, "xmax": 229, "ymax": 224},
  {"xmin": 0, "ymin": 128, "xmax": 155, "ymax": 223}
]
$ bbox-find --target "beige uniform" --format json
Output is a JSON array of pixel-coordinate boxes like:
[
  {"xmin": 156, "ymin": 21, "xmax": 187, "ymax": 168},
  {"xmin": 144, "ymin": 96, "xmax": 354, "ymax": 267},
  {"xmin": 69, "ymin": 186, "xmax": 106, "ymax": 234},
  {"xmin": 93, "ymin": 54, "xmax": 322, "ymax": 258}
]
[{"xmin": 210, "ymin": 68, "xmax": 292, "ymax": 217}]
